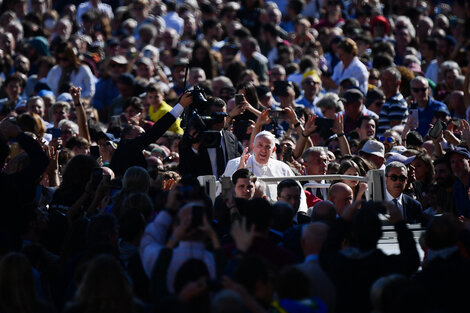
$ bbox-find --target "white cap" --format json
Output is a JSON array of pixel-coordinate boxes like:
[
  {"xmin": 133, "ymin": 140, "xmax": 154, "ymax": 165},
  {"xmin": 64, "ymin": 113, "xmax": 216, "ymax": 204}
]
[{"xmin": 360, "ymin": 140, "xmax": 385, "ymax": 158}]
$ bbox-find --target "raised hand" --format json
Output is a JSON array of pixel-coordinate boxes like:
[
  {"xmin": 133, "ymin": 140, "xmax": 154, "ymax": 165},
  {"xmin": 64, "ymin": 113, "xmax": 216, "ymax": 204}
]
[
  {"xmin": 70, "ymin": 86, "xmax": 82, "ymax": 105},
  {"xmin": 331, "ymin": 113, "xmax": 344, "ymax": 135},
  {"xmin": 282, "ymin": 106, "xmax": 298, "ymax": 125},
  {"xmin": 303, "ymin": 114, "xmax": 317, "ymax": 136},
  {"xmin": 256, "ymin": 109, "xmax": 272, "ymax": 127},
  {"xmin": 230, "ymin": 217, "xmax": 255, "ymax": 252},
  {"xmin": 238, "ymin": 147, "xmax": 251, "ymax": 169}
]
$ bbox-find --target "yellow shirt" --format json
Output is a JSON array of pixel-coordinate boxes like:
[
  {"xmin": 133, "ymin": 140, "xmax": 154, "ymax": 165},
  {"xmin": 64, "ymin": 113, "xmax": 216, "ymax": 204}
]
[{"xmin": 148, "ymin": 101, "xmax": 184, "ymax": 134}]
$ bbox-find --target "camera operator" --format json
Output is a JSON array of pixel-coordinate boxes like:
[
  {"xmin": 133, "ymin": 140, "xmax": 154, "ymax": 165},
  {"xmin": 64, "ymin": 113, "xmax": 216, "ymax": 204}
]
[
  {"xmin": 179, "ymin": 96, "xmax": 243, "ymax": 179},
  {"xmin": 110, "ymin": 92, "xmax": 193, "ymax": 178}
]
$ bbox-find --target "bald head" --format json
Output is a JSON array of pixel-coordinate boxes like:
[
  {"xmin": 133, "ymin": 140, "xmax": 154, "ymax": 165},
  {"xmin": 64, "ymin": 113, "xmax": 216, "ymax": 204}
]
[
  {"xmin": 311, "ymin": 200, "xmax": 337, "ymax": 225},
  {"xmin": 301, "ymin": 222, "xmax": 330, "ymax": 256},
  {"xmin": 328, "ymin": 183, "xmax": 353, "ymax": 215}
]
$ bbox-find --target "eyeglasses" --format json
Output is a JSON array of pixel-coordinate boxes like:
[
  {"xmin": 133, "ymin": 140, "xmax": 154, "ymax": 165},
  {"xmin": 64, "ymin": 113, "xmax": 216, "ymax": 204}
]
[
  {"xmin": 411, "ymin": 87, "xmax": 427, "ymax": 93},
  {"xmin": 386, "ymin": 174, "xmax": 407, "ymax": 182},
  {"xmin": 379, "ymin": 136, "xmax": 394, "ymax": 143}
]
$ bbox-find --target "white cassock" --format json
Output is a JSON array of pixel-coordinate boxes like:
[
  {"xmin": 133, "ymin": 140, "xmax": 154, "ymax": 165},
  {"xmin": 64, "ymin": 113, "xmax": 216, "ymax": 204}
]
[{"xmin": 223, "ymin": 155, "xmax": 308, "ymax": 213}]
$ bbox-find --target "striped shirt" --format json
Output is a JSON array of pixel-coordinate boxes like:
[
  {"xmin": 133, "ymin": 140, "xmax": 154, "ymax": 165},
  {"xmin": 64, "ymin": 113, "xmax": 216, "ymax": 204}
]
[{"xmin": 378, "ymin": 92, "xmax": 408, "ymax": 135}]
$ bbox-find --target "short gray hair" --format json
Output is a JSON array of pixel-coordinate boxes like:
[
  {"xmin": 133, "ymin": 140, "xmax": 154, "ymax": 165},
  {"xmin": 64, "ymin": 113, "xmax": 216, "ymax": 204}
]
[
  {"xmin": 410, "ymin": 76, "xmax": 428, "ymax": 88},
  {"xmin": 385, "ymin": 161, "xmax": 408, "ymax": 176},
  {"xmin": 254, "ymin": 131, "xmax": 276, "ymax": 146},
  {"xmin": 382, "ymin": 67, "xmax": 401, "ymax": 82},
  {"xmin": 302, "ymin": 147, "xmax": 327, "ymax": 163},
  {"xmin": 58, "ymin": 119, "xmax": 79, "ymax": 135},
  {"xmin": 316, "ymin": 92, "xmax": 343, "ymax": 112}
]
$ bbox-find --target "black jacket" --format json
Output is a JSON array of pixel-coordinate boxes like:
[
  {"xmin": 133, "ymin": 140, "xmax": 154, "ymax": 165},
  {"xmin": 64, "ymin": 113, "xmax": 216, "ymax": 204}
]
[
  {"xmin": 402, "ymin": 194, "xmax": 425, "ymax": 225},
  {"xmin": 110, "ymin": 112, "xmax": 176, "ymax": 177},
  {"xmin": 178, "ymin": 130, "xmax": 242, "ymax": 178}
]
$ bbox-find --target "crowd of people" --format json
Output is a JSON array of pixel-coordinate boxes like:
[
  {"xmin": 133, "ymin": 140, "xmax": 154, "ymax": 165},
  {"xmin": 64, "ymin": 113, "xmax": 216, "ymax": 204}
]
[{"xmin": 1, "ymin": 0, "xmax": 470, "ymax": 312}]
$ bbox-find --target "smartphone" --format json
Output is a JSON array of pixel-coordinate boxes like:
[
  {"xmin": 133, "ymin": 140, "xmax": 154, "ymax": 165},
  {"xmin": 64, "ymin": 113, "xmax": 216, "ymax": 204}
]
[
  {"xmin": 409, "ymin": 109, "xmax": 419, "ymax": 129},
  {"xmin": 50, "ymin": 128, "xmax": 61, "ymax": 139},
  {"xmin": 91, "ymin": 167, "xmax": 103, "ymax": 189},
  {"xmin": 90, "ymin": 145, "xmax": 101, "ymax": 160},
  {"xmin": 235, "ymin": 94, "xmax": 244, "ymax": 106},
  {"xmin": 268, "ymin": 109, "xmax": 285, "ymax": 120},
  {"xmin": 428, "ymin": 120, "xmax": 445, "ymax": 138},
  {"xmin": 191, "ymin": 204, "xmax": 204, "ymax": 229},
  {"xmin": 282, "ymin": 146, "xmax": 293, "ymax": 162},
  {"xmin": 220, "ymin": 176, "xmax": 233, "ymax": 200}
]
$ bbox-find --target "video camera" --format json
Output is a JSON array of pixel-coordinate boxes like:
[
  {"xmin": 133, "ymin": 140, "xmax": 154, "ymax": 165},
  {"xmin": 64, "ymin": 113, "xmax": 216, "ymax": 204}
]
[{"xmin": 182, "ymin": 84, "xmax": 226, "ymax": 149}]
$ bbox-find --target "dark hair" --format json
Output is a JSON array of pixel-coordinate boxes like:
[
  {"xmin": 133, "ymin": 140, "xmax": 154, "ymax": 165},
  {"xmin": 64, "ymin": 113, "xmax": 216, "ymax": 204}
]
[
  {"xmin": 174, "ymin": 259, "xmax": 210, "ymax": 294},
  {"xmin": 406, "ymin": 131, "xmax": 423, "ymax": 147},
  {"xmin": 277, "ymin": 179, "xmax": 300, "ymax": 197},
  {"xmin": 123, "ymin": 96, "xmax": 144, "ymax": 112},
  {"xmin": 202, "ymin": 18, "xmax": 220, "ymax": 35},
  {"xmin": 245, "ymin": 198, "xmax": 273, "ymax": 232},
  {"xmin": 357, "ymin": 115, "xmax": 377, "ymax": 130},
  {"xmin": 145, "ymin": 82, "xmax": 163, "ymax": 94},
  {"xmin": 119, "ymin": 209, "xmax": 145, "ymax": 242},
  {"xmin": 277, "ymin": 266, "xmax": 310, "ymax": 300},
  {"xmin": 424, "ymin": 215, "xmax": 459, "ymax": 250},
  {"xmin": 233, "ymin": 256, "xmax": 271, "ymax": 295},
  {"xmin": 87, "ymin": 213, "xmax": 118, "ymax": 248},
  {"xmin": 232, "ymin": 168, "xmax": 256, "ymax": 185},
  {"xmin": 64, "ymin": 136, "xmax": 90, "ymax": 150},
  {"xmin": 237, "ymin": 82, "xmax": 264, "ymax": 110}
]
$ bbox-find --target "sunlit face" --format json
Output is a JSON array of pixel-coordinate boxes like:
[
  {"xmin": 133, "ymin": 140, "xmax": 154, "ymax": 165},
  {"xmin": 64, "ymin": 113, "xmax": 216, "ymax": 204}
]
[
  {"xmin": 6, "ymin": 80, "xmax": 21, "ymax": 100},
  {"xmin": 305, "ymin": 151, "xmax": 328, "ymax": 175},
  {"xmin": 357, "ymin": 119, "xmax": 376, "ymax": 140},
  {"xmin": 343, "ymin": 167, "xmax": 359, "ymax": 188},
  {"xmin": 146, "ymin": 91, "xmax": 164, "ymax": 107},
  {"xmin": 386, "ymin": 167, "xmax": 407, "ymax": 198},
  {"xmin": 235, "ymin": 178, "xmax": 255, "ymax": 199},
  {"xmin": 253, "ymin": 136, "xmax": 276, "ymax": 165},
  {"xmin": 28, "ymin": 99, "xmax": 45, "ymax": 117},
  {"xmin": 412, "ymin": 158, "xmax": 428, "ymax": 182}
]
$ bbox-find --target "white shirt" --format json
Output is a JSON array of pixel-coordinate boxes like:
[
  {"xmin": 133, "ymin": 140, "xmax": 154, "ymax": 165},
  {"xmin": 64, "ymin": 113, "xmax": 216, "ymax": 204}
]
[
  {"xmin": 46, "ymin": 64, "xmax": 96, "ymax": 99},
  {"xmin": 223, "ymin": 155, "xmax": 308, "ymax": 212},
  {"xmin": 163, "ymin": 11, "xmax": 184, "ymax": 35},
  {"xmin": 332, "ymin": 56, "xmax": 369, "ymax": 95},
  {"xmin": 385, "ymin": 189, "xmax": 404, "ymax": 218},
  {"xmin": 425, "ymin": 59, "xmax": 439, "ymax": 85},
  {"xmin": 207, "ymin": 131, "xmax": 226, "ymax": 177}
]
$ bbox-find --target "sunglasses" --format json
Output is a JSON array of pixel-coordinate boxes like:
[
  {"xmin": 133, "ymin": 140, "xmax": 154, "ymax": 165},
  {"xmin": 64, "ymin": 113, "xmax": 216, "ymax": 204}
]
[
  {"xmin": 386, "ymin": 174, "xmax": 407, "ymax": 182},
  {"xmin": 412, "ymin": 87, "xmax": 427, "ymax": 93},
  {"xmin": 56, "ymin": 57, "xmax": 68, "ymax": 62},
  {"xmin": 379, "ymin": 136, "xmax": 394, "ymax": 143}
]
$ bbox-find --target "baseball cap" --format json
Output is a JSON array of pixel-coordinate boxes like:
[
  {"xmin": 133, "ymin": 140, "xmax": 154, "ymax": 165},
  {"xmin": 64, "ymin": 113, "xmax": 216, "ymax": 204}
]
[
  {"xmin": 136, "ymin": 57, "xmax": 153, "ymax": 67},
  {"xmin": 385, "ymin": 153, "xmax": 415, "ymax": 166},
  {"xmin": 360, "ymin": 140, "xmax": 385, "ymax": 158},
  {"xmin": 340, "ymin": 89, "xmax": 364, "ymax": 104},
  {"xmin": 111, "ymin": 55, "xmax": 128, "ymax": 65},
  {"xmin": 57, "ymin": 93, "xmax": 73, "ymax": 103},
  {"xmin": 448, "ymin": 147, "xmax": 470, "ymax": 159}
]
